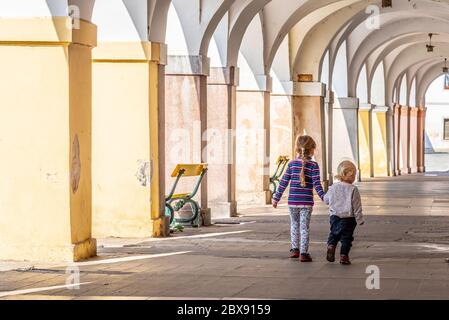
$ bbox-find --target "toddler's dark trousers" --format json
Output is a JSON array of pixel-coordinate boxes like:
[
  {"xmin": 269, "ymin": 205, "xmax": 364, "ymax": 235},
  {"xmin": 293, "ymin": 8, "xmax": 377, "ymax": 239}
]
[{"xmin": 327, "ymin": 216, "xmax": 357, "ymax": 256}]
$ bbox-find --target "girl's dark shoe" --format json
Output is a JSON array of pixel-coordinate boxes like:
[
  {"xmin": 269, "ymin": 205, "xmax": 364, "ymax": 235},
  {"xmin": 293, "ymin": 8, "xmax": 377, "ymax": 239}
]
[
  {"xmin": 326, "ymin": 245, "xmax": 336, "ymax": 262},
  {"xmin": 340, "ymin": 255, "xmax": 351, "ymax": 265},
  {"xmin": 300, "ymin": 253, "xmax": 313, "ymax": 262},
  {"xmin": 290, "ymin": 249, "xmax": 300, "ymax": 259}
]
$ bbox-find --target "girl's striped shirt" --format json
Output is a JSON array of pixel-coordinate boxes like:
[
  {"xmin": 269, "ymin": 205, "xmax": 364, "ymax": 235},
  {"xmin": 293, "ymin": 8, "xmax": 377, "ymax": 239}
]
[{"xmin": 272, "ymin": 158, "xmax": 325, "ymax": 206}]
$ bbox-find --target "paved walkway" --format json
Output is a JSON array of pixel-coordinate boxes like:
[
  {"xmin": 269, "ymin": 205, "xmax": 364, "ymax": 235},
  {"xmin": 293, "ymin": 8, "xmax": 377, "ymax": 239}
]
[{"xmin": 1, "ymin": 174, "xmax": 449, "ymax": 300}]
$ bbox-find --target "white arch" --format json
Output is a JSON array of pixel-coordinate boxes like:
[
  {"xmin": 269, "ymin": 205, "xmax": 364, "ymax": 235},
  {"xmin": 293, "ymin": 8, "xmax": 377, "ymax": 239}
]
[{"xmin": 357, "ymin": 64, "xmax": 368, "ymax": 104}]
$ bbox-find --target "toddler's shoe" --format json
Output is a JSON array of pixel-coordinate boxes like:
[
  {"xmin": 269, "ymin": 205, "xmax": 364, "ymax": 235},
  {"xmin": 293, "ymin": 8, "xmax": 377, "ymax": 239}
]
[
  {"xmin": 300, "ymin": 253, "xmax": 313, "ymax": 262},
  {"xmin": 340, "ymin": 255, "xmax": 351, "ymax": 265},
  {"xmin": 326, "ymin": 245, "xmax": 336, "ymax": 262},
  {"xmin": 289, "ymin": 249, "xmax": 300, "ymax": 259}
]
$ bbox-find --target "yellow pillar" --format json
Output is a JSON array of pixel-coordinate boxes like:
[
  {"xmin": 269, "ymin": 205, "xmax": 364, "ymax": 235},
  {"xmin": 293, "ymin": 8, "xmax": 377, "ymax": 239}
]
[
  {"xmin": 358, "ymin": 104, "xmax": 373, "ymax": 179},
  {"xmin": 0, "ymin": 18, "xmax": 97, "ymax": 262},
  {"xmin": 371, "ymin": 106, "xmax": 390, "ymax": 177},
  {"xmin": 417, "ymin": 107, "xmax": 427, "ymax": 173},
  {"xmin": 92, "ymin": 42, "xmax": 168, "ymax": 238},
  {"xmin": 149, "ymin": 46, "xmax": 169, "ymax": 237}
]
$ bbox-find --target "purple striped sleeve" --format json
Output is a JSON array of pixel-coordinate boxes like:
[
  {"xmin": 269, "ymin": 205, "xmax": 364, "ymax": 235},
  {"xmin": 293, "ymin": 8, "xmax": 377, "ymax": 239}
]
[{"xmin": 312, "ymin": 162, "xmax": 325, "ymax": 200}]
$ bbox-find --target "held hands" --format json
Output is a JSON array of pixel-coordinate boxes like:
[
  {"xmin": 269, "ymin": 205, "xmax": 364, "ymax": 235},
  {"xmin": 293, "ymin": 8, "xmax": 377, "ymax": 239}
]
[{"xmin": 272, "ymin": 200, "xmax": 278, "ymax": 209}]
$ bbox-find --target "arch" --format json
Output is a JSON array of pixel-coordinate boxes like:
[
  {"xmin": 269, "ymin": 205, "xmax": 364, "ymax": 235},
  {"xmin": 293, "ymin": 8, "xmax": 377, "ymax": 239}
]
[
  {"xmin": 292, "ymin": 0, "xmax": 371, "ymax": 81},
  {"xmin": 270, "ymin": 35, "xmax": 291, "ymax": 94},
  {"xmin": 166, "ymin": 2, "xmax": 189, "ymax": 55},
  {"xmin": 92, "ymin": 0, "xmax": 148, "ymax": 41},
  {"xmin": 357, "ymin": 63, "xmax": 368, "ymax": 104},
  {"xmin": 417, "ymin": 63, "xmax": 448, "ymax": 107},
  {"xmin": 409, "ymin": 77, "xmax": 417, "ymax": 107},
  {"xmin": 237, "ymin": 13, "xmax": 267, "ymax": 90},
  {"xmin": 332, "ymin": 40, "xmax": 349, "ymax": 97},
  {"xmin": 148, "ymin": 0, "xmax": 171, "ymax": 43},
  {"xmin": 321, "ymin": 50, "xmax": 330, "ymax": 87},
  {"xmin": 348, "ymin": 17, "xmax": 449, "ymax": 96},
  {"xmin": 371, "ymin": 61, "xmax": 386, "ymax": 106},
  {"xmin": 170, "ymin": 0, "xmax": 233, "ymax": 56},
  {"xmin": 399, "ymin": 73, "xmax": 408, "ymax": 106}
]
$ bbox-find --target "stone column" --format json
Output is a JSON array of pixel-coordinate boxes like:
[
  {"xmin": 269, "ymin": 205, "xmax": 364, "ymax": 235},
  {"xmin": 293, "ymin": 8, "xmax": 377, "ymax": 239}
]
[
  {"xmin": 371, "ymin": 106, "xmax": 390, "ymax": 177},
  {"xmin": 417, "ymin": 107, "xmax": 427, "ymax": 173},
  {"xmin": 206, "ymin": 67, "xmax": 238, "ymax": 218},
  {"xmin": 236, "ymin": 79, "xmax": 272, "ymax": 205},
  {"xmin": 92, "ymin": 42, "xmax": 167, "ymax": 238},
  {"xmin": 358, "ymin": 103, "xmax": 374, "ymax": 179},
  {"xmin": 409, "ymin": 107, "xmax": 419, "ymax": 174},
  {"xmin": 165, "ymin": 55, "xmax": 211, "ymax": 221},
  {"xmin": 332, "ymin": 97, "xmax": 359, "ymax": 182},
  {"xmin": 398, "ymin": 105, "xmax": 411, "ymax": 175},
  {"xmin": 291, "ymin": 82, "xmax": 329, "ymax": 189},
  {"xmin": 325, "ymin": 90, "xmax": 335, "ymax": 184},
  {"xmin": 0, "ymin": 18, "xmax": 96, "ymax": 262}
]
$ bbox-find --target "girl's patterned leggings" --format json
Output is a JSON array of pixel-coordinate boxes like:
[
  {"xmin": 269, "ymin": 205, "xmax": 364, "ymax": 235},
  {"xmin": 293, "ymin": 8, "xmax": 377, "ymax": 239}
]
[{"xmin": 289, "ymin": 206, "xmax": 313, "ymax": 254}]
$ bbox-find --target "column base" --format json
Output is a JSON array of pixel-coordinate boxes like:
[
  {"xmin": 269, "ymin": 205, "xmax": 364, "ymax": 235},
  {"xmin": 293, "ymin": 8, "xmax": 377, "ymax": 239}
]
[
  {"xmin": 418, "ymin": 166, "xmax": 426, "ymax": 173},
  {"xmin": 410, "ymin": 166, "xmax": 418, "ymax": 174},
  {"xmin": 152, "ymin": 216, "xmax": 171, "ymax": 238},
  {"xmin": 209, "ymin": 202, "xmax": 237, "ymax": 219},
  {"xmin": 265, "ymin": 190, "xmax": 273, "ymax": 205},
  {"xmin": 201, "ymin": 208, "xmax": 212, "ymax": 226},
  {"xmin": 73, "ymin": 238, "xmax": 97, "ymax": 262}
]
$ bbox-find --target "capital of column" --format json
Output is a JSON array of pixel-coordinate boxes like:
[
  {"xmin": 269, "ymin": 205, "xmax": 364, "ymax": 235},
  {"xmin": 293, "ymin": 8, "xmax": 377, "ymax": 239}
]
[
  {"xmin": 93, "ymin": 41, "xmax": 167, "ymax": 65},
  {"xmin": 165, "ymin": 55, "xmax": 210, "ymax": 76},
  {"xmin": 237, "ymin": 74, "xmax": 272, "ymax": 92},
  {"xmin": 333, "ymin": 97, "xmax": 359, "ymax": 110},
  {"xmin": 372, "ymin": 105, "xmax": 389, "ymax": 113},
  {"xmin": 359, "ymin": 103, "xmax": 375, "ymax": 111},
  {"xmin": 0, "ymin": 17, "xmax": 96, "ymax": 48},
  {"xmin": 208, "ymin": 66, "xmax": 239, "ymax": 86}
]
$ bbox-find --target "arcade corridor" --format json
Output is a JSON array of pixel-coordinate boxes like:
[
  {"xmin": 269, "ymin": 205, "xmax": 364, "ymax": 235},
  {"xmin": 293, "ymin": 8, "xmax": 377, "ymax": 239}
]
[
  {"xmin": 1, "ymin": 1, "xmax": 449, "ymax": 301},
  {"xmin": 1, "ymin": 173, "xmax": 449, "ymax": 300}
]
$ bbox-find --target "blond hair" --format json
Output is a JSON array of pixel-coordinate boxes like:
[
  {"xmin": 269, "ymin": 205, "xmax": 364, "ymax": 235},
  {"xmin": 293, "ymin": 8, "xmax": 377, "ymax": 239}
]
[
  {"xmin": 295, "ymin": 135, "xmax": 316, "ymax": 187},
  {"xmin": 335, "ymin": 161, "xmax": 357, "ymax": 182}
]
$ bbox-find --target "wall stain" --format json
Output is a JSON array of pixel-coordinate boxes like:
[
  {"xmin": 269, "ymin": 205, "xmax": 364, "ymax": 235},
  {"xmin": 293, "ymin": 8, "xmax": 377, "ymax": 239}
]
[{"xmin": 136, "ymin": 160, "xmax": 152, "ymax": 187}]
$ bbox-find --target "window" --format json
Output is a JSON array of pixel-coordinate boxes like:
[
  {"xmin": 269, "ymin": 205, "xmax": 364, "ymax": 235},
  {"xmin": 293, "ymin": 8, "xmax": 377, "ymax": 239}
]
[{"xmin": 444, "ymin": 119, "xmax": 449, "ymax": 140}]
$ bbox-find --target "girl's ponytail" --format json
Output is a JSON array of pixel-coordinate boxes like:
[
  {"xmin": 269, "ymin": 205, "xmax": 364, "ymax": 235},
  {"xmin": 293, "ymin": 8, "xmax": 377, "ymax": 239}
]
[
  {"xmin": 295, "ymin": 135, "xmax": 317, "ymax": 188},
  {"xmin": 300, "ymin": 147, "xmax": 307, "ymax": 187}
]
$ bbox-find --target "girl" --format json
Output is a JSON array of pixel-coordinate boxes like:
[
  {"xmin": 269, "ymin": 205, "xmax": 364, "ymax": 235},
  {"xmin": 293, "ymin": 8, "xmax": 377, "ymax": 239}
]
[{"xmin": 272, "ymin": 135, "xmax": 325, "ymax": 262}]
